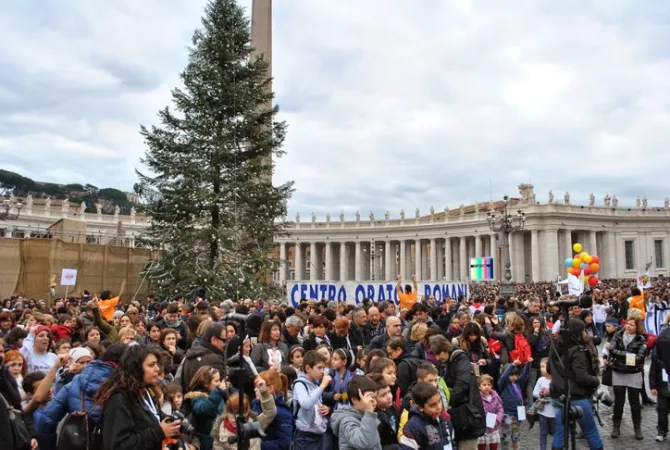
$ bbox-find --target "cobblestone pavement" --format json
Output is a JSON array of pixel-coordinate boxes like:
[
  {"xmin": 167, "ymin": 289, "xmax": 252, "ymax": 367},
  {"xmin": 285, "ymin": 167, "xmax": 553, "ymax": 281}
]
[{"xmin": 519, "ymin": 400, "xmax": 669, "ymax": 449}]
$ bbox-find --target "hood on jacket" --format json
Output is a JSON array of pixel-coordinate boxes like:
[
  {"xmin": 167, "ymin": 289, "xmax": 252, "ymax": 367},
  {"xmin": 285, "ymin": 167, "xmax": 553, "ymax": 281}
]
[
  {"xmin": 77, "ymin": 360, "xmax": 114, "ymax": 395},
  {"xmin": 184, "ymin": 391, "xmax": 209, "ymax": 401},
  {"xmin": 185, "ymin": 339, "xmax": 220, "ymax": 360},
  {"xmin": 331, "ymin": 404, "xmax": 364, "ymax": 435}
]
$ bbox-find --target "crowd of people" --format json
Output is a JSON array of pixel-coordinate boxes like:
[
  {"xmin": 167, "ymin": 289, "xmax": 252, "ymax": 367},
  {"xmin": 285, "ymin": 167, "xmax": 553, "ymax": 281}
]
[{"xmin": 2, "ymin": 275, "xmax": 670, "ymax": 450}]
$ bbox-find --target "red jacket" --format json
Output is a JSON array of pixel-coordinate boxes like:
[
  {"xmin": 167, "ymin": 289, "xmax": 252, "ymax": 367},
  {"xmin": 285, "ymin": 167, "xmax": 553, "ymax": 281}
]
[{"xmin": 51, "ymin": 324, "xmax": 73, "ymax": 342}]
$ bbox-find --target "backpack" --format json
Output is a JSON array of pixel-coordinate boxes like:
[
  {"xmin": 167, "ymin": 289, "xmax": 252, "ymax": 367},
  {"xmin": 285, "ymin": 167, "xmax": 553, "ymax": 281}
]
[
  {"xmin": 509, "ymin": 333, "xmax": 531, "ymax": 364},
  {"xmin": 1, "ymin": 393, "xmax": 31, "ymax": 450},
  {"xmin": 56, "ymin": 390, "xmax": 101, "ymax": 450}
]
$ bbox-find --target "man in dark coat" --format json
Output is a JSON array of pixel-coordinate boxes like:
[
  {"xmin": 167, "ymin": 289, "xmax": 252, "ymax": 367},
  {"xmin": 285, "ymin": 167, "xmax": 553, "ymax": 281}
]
[{"xmin": 180, "ymin": 323, "xmax": 227, "ymax": 391}]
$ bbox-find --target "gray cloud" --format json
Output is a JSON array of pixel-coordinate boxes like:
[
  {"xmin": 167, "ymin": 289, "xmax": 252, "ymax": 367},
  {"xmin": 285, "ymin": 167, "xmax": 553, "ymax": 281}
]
[{"xmin": 1, "ymin": 0, "xmax": 669, "ymax": 217}]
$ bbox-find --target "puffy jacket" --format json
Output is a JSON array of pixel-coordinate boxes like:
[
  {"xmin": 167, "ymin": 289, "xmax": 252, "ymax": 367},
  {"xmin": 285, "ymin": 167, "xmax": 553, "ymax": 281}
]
[
  {"xmin": 251, "ymin": 394, "xmax": 292, "ymax": 450},
  {"xmin": 609, "ymin": 329, "xmax": 647, "ymax": 374},
  {"xmin": 181, "ymin": 339, "xmax": 226, "ymax": 391},
  {"xmin": 332, "ymin": 404, "xmax": 382, "ymax": 450},
  {"xmin": 444, "ymin": 350, "xmax": 486, "ymax": 442},
  {"xmin": 480, "ymin": 390, "xmax": 504, "ymax": 435},
  {"xmin": 186, "ymin": 387, "xmax": 227, "ymax": 450},
  {"xmin": 50, "ymin": 324, "xmax": 73, "ymax": 343},
  {"xmin": 549, "ymin": 342, "xmax": 599, "ymax": 399},
  {"xmin": 399, "ymin": 407, "xmax": 454, "ymax": 450},
  {"xmin": 498, "ymin": 363, "xmax": 530, "ymax": 416},
  {"xmin": 35, "ymin": 360, "xmax": 114, "ymax": 450},
  {"xmin": 101, "ymin": 390, "xmax": 164, "ymax": 450},
  {"xmin": 395, "ymin": 353, "xmax": 422, "ymax": 399}
]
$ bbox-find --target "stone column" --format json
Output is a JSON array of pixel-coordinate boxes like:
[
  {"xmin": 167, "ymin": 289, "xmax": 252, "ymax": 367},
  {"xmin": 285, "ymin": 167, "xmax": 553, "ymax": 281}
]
[
  {"xmin": 295, "ymin": 243, "xmax": 304, "ymax": 281},
  {"xmin": 531, "ymin": 229, "xmax": 540, "ymax": 281},
  {"xmin": 324, "ymin": 242, "xmax": 333, "ymax": 281},
  {"xmin": 475, "ymin": 235, "xmax": 482, "ymax": 258},
  {"xmin": 385, "ymin": 240, "xmax": 393, "ymax": 280},
  {"xmin": 460, "ymin": 237, "xmax": 467, "ymax": 281},
  {"xmin": 279, "ymin": 242, "xmax": 287, "ymax": 282},
  {"xmin": 589, "ymin": 230, "xmax": 597, "ymax": 257},
  {"xmin": 400, "ymin": 240, "xmax": 407, "ymax": 279},
  {"xmin": 415, "ymin": 239, "xmax": 422, "ymax": 280},
  {"xmin": 490, "ymin": 234, "xmax": 498, "ymax": 280},
  {"xmin": 340, "ymin": 242, "xmax": 348, "ymax": 281},
  {"xmin": 354, "ymin": 241, "xmax": 362, "ymax": 280},
  {"xmin": 430, "ymin": 239, "xmax": 437, "ymax": 280},
  {"xmin": 564, "ymin": 229, "xmax": 572, "ymax": 260},
  {"xmin": 310, "ymin": 242, "xmax": 318, "ymax": 281},
  {"xmin": 543, "ymin": 229, "xmax": 559, "ymax": 281},
  {"xmin": 445, "ymin": 238, "xmax": 453, "ymax": 280},
  {"xmin": 437, "ymin": 239, "xmax": 445, "ymax": 280}
]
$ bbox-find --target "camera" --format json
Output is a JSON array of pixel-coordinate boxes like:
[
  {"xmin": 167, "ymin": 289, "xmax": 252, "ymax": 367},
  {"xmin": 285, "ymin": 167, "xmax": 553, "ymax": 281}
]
[
  {"xmin": 165, "ymin": 411, "xmax": 195, "ymax": 435},
  {"xmin": 592, "ymin": 391, "xmax": 614, "ymax": 408},
  {"xmin": 227, "ymin": 420, "xmax": 266, "ymax": 444}
]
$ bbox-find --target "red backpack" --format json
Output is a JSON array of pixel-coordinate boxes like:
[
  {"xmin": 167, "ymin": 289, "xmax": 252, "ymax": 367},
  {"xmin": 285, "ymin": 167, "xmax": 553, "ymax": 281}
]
[{"xmin": 510, "ymin": 333, "xmax": 531, "ymax": 364}]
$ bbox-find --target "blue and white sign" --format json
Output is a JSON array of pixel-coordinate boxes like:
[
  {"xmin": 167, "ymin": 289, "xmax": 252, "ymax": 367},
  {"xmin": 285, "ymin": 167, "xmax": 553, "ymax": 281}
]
[{"xmin": 286, "ymin": 281, "xmax": 469, "ymax": 307}]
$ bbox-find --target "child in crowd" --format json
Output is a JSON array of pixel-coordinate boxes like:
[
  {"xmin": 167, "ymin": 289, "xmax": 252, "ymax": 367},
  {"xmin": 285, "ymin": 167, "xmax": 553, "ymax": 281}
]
[
  {"xmin": 293, "ymin": 350, "xmax": 332, "ymax": 450},
  {"xmin": 478, "ymin": 374, "xmax": 503, "ymax": 450},
  {"xmin": 331, "ymin": 376, "xmax": 383, "ymax": 450},
  {"xmin": 331, "ymin": 348, "xmax": 354, "ymax": 410},
  {"xmin": 399, "ymin": 382, "xmax": 454, "ymax": 450},
  {"xmin": 374, "ymin": 379, "xmax": 399, "ymax": 449},
  {"xmin": 498, "ymin": 359, "xmax": 531, "ymax": 450},
  {"xmin": 162, "ymin": 382, "xmax": 184, "ymax": 415},
  {"xmin": 530, "ymin": 358, "xmax": 555, "ymax": 450},
  {"xmin": 288, "ymin": 345, "xmax": 305, "ymax": 378}
]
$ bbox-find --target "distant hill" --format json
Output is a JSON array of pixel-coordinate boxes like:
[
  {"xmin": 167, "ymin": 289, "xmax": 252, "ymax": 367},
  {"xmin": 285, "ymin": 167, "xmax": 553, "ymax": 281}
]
[{"xmin": 0, "ymin": 169, "xmax": 133, "ymax": 214}]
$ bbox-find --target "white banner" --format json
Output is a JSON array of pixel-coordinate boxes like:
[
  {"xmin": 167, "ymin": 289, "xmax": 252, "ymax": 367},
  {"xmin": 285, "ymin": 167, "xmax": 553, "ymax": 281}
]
[
  {"xmin": 60, "ymin": 268, "xmax": 78, "ymax": 286},
  {"xmin": 286, "ymin": 281, "xmax": 469, "ymax": 307}
]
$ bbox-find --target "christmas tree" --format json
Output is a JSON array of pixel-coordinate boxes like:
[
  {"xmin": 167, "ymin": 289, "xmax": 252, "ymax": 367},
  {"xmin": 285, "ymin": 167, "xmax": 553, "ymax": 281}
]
[{"xmin": 135, "ymin": 0, "xmax": 293, "ymax": 301}]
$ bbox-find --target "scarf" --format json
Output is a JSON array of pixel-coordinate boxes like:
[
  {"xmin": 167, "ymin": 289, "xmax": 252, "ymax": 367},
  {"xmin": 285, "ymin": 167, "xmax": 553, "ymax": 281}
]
[{"xmin": 163, "ymin": 317, "xmax": 182, "ymax": 329}]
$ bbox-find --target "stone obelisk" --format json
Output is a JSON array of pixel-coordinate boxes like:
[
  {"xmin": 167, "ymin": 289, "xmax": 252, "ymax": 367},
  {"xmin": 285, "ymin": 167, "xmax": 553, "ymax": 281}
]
[{"xmin": 250, "ymin": 0, "xmax": 273, "ymax": 179}]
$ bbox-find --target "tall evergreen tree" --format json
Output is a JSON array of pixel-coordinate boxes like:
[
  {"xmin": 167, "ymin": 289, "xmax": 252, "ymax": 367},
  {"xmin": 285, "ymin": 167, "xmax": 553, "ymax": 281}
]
[{"xmin": 135, "ymin": 0, "xmax": 292, "ymax": 301}]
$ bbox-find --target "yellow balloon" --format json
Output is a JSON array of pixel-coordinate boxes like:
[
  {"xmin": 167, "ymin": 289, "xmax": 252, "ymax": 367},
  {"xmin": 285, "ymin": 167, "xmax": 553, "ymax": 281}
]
[
  {"xmin": 579, "ymin": 252, "xmax": 589, "ymax": 261},
  {"xmin": 573, "ymin": 243, "xmax": 583, "ymax": 253},
  {"xmin": 583, "ymin": 254, "xmax": 593, "ymax": 264},
  {"xmin": 572, "ymin": 258, "xmax": 581, "ymax": 268}
]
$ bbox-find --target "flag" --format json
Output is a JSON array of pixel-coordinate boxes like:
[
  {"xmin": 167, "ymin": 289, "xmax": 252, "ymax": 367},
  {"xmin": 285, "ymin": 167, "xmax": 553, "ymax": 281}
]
[{"xmin": 636, "ymin": 271, "xmax": 651, "ymax": 289}]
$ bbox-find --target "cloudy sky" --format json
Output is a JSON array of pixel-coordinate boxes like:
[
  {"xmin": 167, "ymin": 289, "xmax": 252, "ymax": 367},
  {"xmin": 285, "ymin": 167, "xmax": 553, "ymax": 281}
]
[{"xmin": 1, "ymin": 0, "xmax": 670, "ymax": 220}]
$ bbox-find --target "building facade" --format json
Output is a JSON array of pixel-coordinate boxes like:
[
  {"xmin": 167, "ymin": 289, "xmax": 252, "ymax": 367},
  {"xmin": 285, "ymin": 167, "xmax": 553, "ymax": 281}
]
[
  {"xmin": 274, "ymin": 185, "xmax": 670, "ymax": 283},
  {"xmin": 1, "ymin": 196, "xmax": 148, "ymax": 247}
]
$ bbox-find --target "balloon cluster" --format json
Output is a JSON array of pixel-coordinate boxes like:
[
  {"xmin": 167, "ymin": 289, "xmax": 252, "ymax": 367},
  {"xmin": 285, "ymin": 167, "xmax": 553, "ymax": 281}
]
[{"xmin": 564, "ymin": 242, "xmax": 600, "ymax": 288}]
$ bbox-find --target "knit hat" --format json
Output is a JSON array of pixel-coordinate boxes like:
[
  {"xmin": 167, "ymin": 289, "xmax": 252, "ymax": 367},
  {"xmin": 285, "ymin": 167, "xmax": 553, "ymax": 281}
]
[
  {"xmin": 113, "ymin": 310, "xmax": 125, "ymax": 320},
  {"xmin": 34, "ymin": 325, "xmax": 51, "ymax": 338},
  {"xmin": 605, "ymin": 316, "xmax": 620, "ymax": 327},
  {"xmin": 69, "ymin": 347, "xmax": 93, "ymax": 362}
]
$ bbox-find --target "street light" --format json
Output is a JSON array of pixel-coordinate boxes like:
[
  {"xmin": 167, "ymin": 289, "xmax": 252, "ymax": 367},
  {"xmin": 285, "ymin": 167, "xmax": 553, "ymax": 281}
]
[
  {"xmin": 486, "ymin": 195, "xmax": 525, "ymax": 284},
  {"xmin": 364, "ymin": 241, "xmax": 383, "ymax": 281},
  {"xmin": 1, "ymin": 198, "xmax": 23, "ymax": 221}
]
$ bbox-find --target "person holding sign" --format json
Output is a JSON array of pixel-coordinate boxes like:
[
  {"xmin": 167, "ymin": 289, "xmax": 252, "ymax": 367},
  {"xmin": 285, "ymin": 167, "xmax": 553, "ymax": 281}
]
[
  {"xmin": 605, "ymin": 310, "xmax": 647, "ymax": 440},
  {"xmin": 396, "ymin": 275, "xmax": 418, "ymax": 311}
]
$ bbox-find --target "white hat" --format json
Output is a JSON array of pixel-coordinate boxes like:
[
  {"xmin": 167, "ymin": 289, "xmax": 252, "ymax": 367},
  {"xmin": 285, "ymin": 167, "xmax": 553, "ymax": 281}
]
[{"xmin": 69, "ymin": 347, "xmax": 93, "ymax": 362}]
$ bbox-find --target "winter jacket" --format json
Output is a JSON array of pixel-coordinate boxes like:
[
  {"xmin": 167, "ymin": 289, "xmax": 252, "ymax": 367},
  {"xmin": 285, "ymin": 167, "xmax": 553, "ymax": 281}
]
[
  {"xmin": 250, "ymin": 341, "xmax": 289, "ymax": 372},
  {"xmin": 498, "ymin": 363, "xmax": 530, "ymax": 416},
  {"xmin": 480, "ymin": 390, "xmax": 504, "ymax": 434},
  {"xmin": 251, "ymin": 393, "xmax": 292, "ymax": 450},
  {"xmin": 331, "ymin": 405, "xmax": 382, "ymax": 450},
  {"xmin": 35, "ymin": 360, "xmax": 115, "ymax": 450},
  {"xmin": 363, "ymin": 323, "xmax": 385, "ymax": 346},
  {"xmin": 0, "ymin": 365, "xmax": 28, "ymax": 450},
  {"xmin": 608, "ymin": 329, "xmax": 647, "ymax": 374},
  {"xmin": 528, "ymin": 332, "xmax": 551, "ymax": 370},
  {"xmin": 212, "ymin": 391, "xmax": 277, "ymax": 450},
  {"xmin": 181, "ymin": 339, "xmax": 227, "ymax": 391},
  {"xmin": 549, "ymin": 342, "xmax": 599, "ymax": 400},
  {"xmin": 399, "ymin": 407, "xmax": 454, "ymax": 450},
  {"xmin": 395, "ymin": 353, "xmax": 422, "ymax": 399},
  {"xmin": 50, "ymin": 324, "xmax": 73, "ymax": 342},
  {"xmin": 650, "ymin": 325, "xmax": 670, "ymax": 396},
  {"xmin": 484, "ymin": 325, "xmax": 514, "ymax": 366},
  {"xmin": 348, "ymin": 323, "xmax": 366, "ymax": 352},
  {"xmin": 443, "ymin": 349, "xmax": 486, "ymax": 442},
  {"xmin": 301, "ymin": 332, "xmax": 330, "ymax": 352},
  {"xmin": 157, "ymin": 317, "xmax": 189, "ymax": 350},
  {"xmin": 377, "ymin": 405, "xmax": 399, "ymax": 450},
  {"xmin": 101, "ymin": 390, "xmax": 164, "ymax": 450},
  {"xmin": 186, "ymin": 387, "xmax": 227, "ymax": 450},
  {"xmin": 368, "ymin": 332, "xmax": 390, "ymax": 350}
]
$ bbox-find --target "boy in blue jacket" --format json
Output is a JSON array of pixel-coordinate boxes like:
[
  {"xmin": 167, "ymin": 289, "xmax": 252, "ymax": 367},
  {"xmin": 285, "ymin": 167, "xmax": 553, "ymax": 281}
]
[
  {"xmin": 498, "ymin": 358, "xmax": 531, "ymax": 450},
  {"xmin": 399, "ymin": 382, "xmax": 454, "ymax": 450}
]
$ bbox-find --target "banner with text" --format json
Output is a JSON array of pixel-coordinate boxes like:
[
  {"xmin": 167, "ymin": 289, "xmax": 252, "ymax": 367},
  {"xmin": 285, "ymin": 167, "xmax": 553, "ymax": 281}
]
[{"xmin": 286, "ymin": 281, "xmax": 469, "ymax": 306}]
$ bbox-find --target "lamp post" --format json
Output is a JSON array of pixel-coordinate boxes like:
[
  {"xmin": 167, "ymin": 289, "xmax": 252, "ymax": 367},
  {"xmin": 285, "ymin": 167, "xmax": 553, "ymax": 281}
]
[
  {"xmin": 364, "ymin": 241, "xmax": 383, "ymax": 281},
  {"xmin": 486, "ymin": 195, "xmax": 525, "ymax": 284},
  {"xmin": 1, "ymin": 198, "xmax": 23, "ymax": 221}
]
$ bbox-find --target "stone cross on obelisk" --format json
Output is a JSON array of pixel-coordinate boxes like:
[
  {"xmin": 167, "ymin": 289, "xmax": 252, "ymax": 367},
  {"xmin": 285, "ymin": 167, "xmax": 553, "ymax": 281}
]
[{"xmin": 250, "ymin": 0, "xmax": 273, "ymax": 180}]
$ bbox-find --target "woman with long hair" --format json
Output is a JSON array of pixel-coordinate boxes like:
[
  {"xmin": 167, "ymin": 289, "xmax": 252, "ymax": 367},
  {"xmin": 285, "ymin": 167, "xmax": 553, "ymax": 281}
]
[
  {"xmin": 97, "ymin": 345, "xmax": 181, "ymax": 450},
  {"xmin": 549, "ymin": 318, "xmax": 603, "ymax": 450},
  {"xmin": 250, "ymin": 320, "xmax": 289, "ymax": 372},
  {"xmin": 606, "ymin": 312, "xmax": 647, "ymax": 440},
  {"xmin": 456, "ymin": 321, "xmax": 491, "ymax": 377},
  {"xmin": 184, "ymin": 366, "xmax": 227, "ymax": 450}
]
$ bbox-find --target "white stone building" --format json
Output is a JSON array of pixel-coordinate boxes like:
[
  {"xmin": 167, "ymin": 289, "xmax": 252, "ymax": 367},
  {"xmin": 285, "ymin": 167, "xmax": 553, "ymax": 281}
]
[
  {"xmin": 275, "ymin": 185, "xmax": 670, "ymax": 283},
  {"xmin": 1, "ymin": 196, "xmax": 148, "ymax": 247}
]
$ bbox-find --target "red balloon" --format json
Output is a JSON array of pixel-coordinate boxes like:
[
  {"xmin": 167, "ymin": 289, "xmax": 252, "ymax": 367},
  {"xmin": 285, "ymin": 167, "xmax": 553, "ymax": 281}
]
[
  {"xmin": 583, "ymin": 267, "xmax": 592, "ymax": 275},
  {"xmin": 591, "ymin": 255, "xmax": 600, "ymax": 264},
  {"xmin": 588, "ymin": 275, "xmax": 599, "ymax": 287}
]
